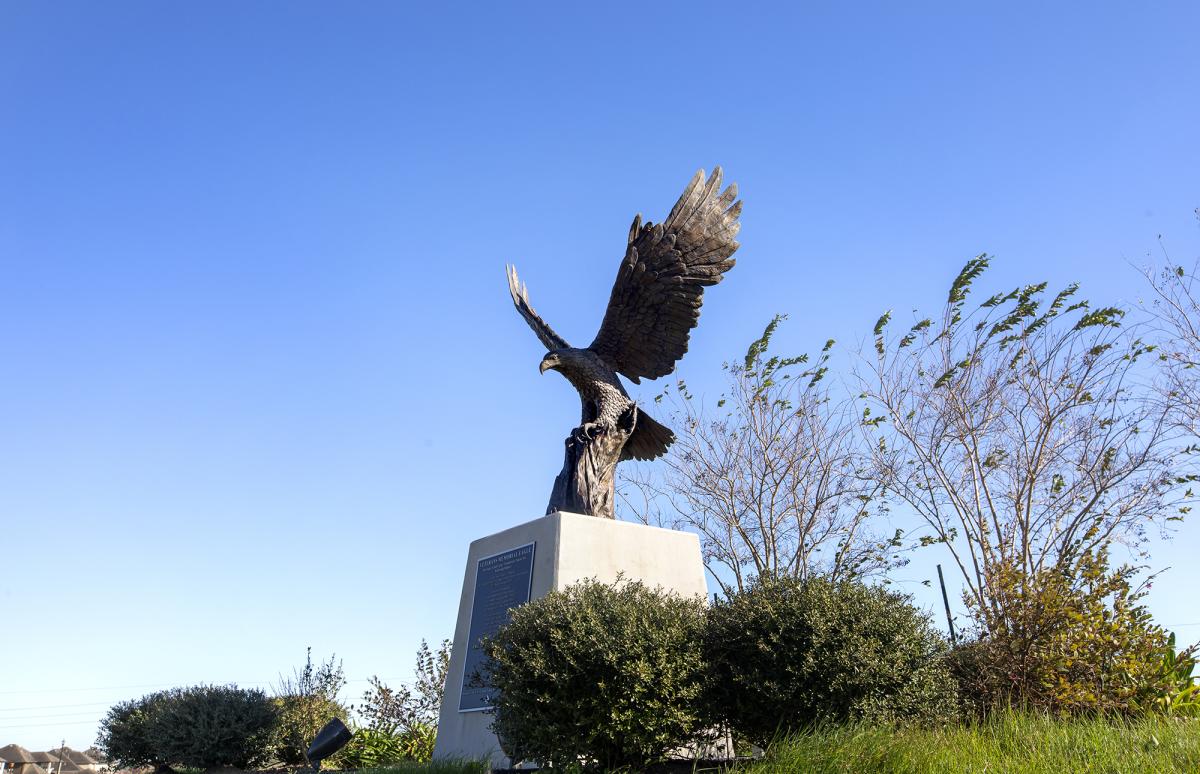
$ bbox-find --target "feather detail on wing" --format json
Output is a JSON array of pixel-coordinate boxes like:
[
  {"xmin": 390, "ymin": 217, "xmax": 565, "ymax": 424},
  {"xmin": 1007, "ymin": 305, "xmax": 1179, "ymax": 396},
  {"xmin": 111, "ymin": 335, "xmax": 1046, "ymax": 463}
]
[
  {"xmin": 588, "ymin": 168, "xmax": 741, "ymax": 382},
  {"xmin": 507, "ymin": 264, "xmax": 570, "ymax": 351}
]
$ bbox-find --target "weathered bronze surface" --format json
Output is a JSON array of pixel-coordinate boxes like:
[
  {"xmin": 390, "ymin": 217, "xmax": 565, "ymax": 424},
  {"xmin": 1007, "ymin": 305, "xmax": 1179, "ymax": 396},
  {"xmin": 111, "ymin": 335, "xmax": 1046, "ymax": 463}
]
[{"xmin": 507, "ymin": 168, "xmax": 742, "ymax": 518}]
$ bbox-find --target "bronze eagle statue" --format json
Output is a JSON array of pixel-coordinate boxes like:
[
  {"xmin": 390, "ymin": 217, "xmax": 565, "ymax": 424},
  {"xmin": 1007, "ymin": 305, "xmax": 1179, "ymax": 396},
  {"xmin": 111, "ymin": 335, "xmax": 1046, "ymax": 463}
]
[{"xmin": 507, "ymin": 167, "xmax": 742, "ymax": 518}]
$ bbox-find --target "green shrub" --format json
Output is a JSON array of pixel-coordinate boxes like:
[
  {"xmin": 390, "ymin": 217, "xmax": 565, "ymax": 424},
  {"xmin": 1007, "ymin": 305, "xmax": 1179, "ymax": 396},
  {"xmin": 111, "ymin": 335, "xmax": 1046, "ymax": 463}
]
[
  {"xmin": 483, "ymin": 577, "xmax": 710, "ymax": 771},
  {"xmin": 270, "ymin": 649, "xmax": 350, "ymax": 764},
  {"xmin": 96, "ymin": 690, "xmax": 173, "ymax": 767},
  {"xmin": 953, "ymin": 549, "xmax": 1197, "ymax": 717},
  {"xmin": 145, "ymin": 684, "xmax": 277, "ymax": 768},
  {"xmin": 704, "ymin": 576, "xmax": 958, "ymax": 747},
  {"xmin": 270, "ymin": 694, "xmax": 349, "ymax": 764}
]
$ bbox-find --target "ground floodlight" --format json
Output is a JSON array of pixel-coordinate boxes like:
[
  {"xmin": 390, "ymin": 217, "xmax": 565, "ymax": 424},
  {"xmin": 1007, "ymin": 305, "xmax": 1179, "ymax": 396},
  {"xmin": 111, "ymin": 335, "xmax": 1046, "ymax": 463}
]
[{"xmin": 306, "ymin": 717, "xmax": 353, "ymax": 770}]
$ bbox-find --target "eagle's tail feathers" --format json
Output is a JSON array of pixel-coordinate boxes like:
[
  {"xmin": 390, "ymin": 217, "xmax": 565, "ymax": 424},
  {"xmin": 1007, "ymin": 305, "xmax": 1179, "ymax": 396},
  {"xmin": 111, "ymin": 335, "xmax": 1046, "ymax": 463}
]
[{"xmin": 621, "ymin": 409, "xmax": 675, "ymax": 462}]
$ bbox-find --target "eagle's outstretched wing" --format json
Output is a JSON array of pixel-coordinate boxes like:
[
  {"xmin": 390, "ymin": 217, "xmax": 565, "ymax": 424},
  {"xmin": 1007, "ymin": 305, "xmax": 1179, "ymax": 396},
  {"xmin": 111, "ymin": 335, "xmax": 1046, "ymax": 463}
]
[
  {"xmin": 588, "ymin": 168, "xmax": 741, "ymax": 383},
  {"xmin": 507, "ymin": 264, "xmax": 571, "ymax": 351}
]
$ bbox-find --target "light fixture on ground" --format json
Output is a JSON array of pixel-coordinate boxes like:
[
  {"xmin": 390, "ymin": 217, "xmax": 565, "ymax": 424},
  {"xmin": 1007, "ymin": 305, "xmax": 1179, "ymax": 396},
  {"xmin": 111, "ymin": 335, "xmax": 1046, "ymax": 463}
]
[{"xmin": 306, "ymin": 717, "xmax": 353, "ymax": 770}]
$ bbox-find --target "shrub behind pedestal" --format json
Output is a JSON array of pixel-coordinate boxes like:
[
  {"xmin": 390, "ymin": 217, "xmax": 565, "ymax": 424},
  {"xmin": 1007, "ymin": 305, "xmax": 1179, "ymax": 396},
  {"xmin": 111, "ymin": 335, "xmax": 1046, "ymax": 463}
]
[{"xmin": 704, "ymin": 577, "xmax": 958, "ymax": 747}]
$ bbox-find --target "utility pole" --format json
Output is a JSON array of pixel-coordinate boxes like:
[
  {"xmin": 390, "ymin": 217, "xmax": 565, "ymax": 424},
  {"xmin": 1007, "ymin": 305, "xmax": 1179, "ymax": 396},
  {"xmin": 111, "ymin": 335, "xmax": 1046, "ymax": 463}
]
[{"xmin": 937, "ymin": 564, "xmax": 957, "ymax": 645}]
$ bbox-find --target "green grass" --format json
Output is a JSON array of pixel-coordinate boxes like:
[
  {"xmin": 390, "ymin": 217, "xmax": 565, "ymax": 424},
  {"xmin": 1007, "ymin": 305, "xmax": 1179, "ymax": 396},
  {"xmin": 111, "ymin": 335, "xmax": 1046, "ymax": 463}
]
[
  {"xmin": 354, "ymin": 714, "xmax": 1199, "ymax": 772},
  {"xmin": 355, "ymin": 760, "xmax": 488, "ymax": 774},
  {"xmin": 739, "ymin": 710, "xmax": 1200, "ymax": 774}
]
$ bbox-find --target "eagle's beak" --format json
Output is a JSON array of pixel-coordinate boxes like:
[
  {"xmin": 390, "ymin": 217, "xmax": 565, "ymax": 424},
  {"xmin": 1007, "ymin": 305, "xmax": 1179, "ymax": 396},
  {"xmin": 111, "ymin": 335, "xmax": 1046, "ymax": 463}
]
[{"xmin": 539, "ymin": 356, "xmax": 553, "ymax": 374}]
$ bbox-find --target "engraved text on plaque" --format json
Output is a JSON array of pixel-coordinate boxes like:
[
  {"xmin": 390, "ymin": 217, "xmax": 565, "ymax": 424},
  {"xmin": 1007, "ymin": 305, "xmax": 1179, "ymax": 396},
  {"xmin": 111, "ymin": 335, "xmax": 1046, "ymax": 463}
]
[{"xmin": 458, "ymin": 542, "xmax": 536, "ymax": 712}]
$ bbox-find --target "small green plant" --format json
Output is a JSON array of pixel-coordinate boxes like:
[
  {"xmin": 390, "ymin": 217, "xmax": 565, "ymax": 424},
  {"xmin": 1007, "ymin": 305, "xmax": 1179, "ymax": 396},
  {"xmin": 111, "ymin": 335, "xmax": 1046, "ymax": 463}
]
[
  {"xmin": 335, "ymin": 727, "xmax": 407, "ymax": 768},
  {"xmin": 483, "ymin": 577, "xmax": 710, "ymax": 771},
  {"xmin": 397, "ymin": 722, "xmax": 437, "ymax": 762},
  {"xmin": 357, "ymin": 639, "xmax": 450, "ymax": 736},
  {"xmin": 335, "ymin": 723, "xmax": 437, "ymax": 768},
  {"xmin": 704, "ymin": 576, "xmax": 958, "ymax": 748},
  {"xmin": 270, "ymin": 648, "xmax": 350, "ymax": 764},
  {"xmin": 349, "ymin": 638, "xmax": 449, "ymax": 764},
  {"xmin": 1144, "ymin": 632, "xmax": 1200, "ymax": 717}
]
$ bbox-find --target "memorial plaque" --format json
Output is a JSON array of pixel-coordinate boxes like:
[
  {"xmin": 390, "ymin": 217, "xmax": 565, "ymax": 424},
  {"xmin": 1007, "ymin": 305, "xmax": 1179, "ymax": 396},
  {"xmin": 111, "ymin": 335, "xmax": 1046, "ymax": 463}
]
[{"xmin": 458, "ymin": 542, "xmax": 536, "ymax": 712}]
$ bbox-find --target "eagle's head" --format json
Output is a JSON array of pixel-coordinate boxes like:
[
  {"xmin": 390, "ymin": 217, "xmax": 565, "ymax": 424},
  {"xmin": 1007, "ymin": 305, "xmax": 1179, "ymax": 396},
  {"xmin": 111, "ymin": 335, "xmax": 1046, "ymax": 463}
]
[
  {"xmin": 539, "ymin": 350, "xmax": 565, "ymax": 374},
  {"xmin": 540, "ymin": 348, "xmax": 590, "ymax": 376}
]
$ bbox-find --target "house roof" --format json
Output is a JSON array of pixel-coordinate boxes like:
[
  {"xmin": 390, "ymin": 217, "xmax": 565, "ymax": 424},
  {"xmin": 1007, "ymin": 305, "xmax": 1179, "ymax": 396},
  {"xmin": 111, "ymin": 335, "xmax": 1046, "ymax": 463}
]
[
  {"xmin": 21, "ymin": 765, "xmax": 50, "ymax": 774},
  {"xmin": 49, "ymin": 749, "xmax": 95, "ymax": 766},
  {"xmin": 27, "ymin": 752, "xmax": 59, "ymax": 764},
  {"xmin": 0, "ymin": 746, "xmax": 35, "ymax": 764}
]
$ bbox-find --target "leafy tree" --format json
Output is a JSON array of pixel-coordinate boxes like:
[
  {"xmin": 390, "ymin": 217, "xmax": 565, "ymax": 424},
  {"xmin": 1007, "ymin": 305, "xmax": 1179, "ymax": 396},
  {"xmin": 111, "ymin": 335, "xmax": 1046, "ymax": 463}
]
[
  {"xmin": 860, "ymin": 257, "xmax": 1193, "ymax": 635},
  {"xmin": 623, "ymin": 316, "xmax": 900, "ymax": 595}
]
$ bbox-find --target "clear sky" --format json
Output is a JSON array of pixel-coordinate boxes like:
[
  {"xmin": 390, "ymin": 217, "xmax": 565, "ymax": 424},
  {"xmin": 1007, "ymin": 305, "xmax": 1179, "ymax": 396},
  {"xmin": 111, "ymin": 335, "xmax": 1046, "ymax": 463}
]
[{"xmin": 2, "ymin": 1, "xmax": 1198, "ymax": 751}]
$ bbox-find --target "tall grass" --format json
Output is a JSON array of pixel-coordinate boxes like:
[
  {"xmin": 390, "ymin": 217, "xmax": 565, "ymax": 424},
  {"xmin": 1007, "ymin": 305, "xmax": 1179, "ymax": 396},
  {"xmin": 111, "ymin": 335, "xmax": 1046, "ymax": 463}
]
[{"xmin": 741, "ymin": 710, "xmax": 1200, "ymax": 773}]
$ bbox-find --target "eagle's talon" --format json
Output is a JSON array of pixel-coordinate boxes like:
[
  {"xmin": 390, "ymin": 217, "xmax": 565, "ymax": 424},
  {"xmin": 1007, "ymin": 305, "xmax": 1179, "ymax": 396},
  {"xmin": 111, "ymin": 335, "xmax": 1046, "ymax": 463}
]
[{"xmin": 569, "ymin": 423, "xmax": 603, "ymax": 445}]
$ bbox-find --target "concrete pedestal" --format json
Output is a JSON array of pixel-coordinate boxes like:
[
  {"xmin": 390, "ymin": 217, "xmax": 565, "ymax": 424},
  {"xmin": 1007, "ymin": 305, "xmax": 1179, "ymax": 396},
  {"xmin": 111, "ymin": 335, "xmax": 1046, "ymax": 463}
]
[{"xmin": 432, "ymin": 511, "xmax": 708, "ymax": 768}]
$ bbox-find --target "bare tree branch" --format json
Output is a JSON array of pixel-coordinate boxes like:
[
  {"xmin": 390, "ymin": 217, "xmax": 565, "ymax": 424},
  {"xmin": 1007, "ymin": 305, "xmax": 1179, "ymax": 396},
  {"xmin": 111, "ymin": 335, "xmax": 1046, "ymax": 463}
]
[
  {"xmin": 858, "ymin": 256, "xmax": 1195, "ymax": 634},
  {"xmin": 620, "ymin": 316, "xmax": 901, "ymax": 595}
]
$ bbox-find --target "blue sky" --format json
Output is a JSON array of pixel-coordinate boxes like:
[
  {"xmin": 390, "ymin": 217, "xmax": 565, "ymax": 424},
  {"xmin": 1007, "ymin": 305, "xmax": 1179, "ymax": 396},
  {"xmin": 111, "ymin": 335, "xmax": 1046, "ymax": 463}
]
[{"xmin": 2, "ymin": 1, "xmax": 1198, "ymax": 750}]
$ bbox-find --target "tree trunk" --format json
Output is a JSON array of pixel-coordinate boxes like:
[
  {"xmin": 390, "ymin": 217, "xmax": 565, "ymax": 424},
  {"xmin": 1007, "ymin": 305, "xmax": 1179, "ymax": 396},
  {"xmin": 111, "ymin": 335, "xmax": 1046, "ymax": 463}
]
[{"xmin": 546, "ymin": 412, "xmax": 635, "ymax": 519}]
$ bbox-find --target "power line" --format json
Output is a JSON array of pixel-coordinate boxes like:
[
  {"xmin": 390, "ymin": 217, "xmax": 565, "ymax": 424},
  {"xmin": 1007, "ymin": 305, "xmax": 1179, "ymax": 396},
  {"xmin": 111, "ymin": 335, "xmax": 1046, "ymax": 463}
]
[
  {"xmin": 0, "ymin": 682, "xmax": 194, "ymax": 696},
  {"xmin": 0, "ymin": 711, "xmax": 103, "ymax": 722},
  {"xmin": 0, "ymin": 677, "xmax": 423, "ymax": 728},
  {"xmin": 0, "ymin": 701, "xmax": 111, "ymax": 712},
  {"xmin": 0, "ymin": 676, "xmax": 416, "ymax": 697},
  {"xmin": 0, "ymin": 719, "xmax": 99, "ymax": 729}
]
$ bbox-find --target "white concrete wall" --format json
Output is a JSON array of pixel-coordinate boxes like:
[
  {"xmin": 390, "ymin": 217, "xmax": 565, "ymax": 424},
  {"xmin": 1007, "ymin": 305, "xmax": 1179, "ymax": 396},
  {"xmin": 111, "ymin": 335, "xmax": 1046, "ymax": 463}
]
[{"xmin": 432, "ymin": 511, "xmax": 707, "ymax": 768}]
